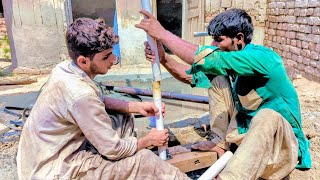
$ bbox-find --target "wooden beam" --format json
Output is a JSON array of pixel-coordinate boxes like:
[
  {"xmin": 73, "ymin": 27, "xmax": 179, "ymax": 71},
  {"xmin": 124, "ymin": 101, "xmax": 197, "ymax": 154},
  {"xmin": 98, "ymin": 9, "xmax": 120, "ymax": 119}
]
[{"xmin": 167, "ymin": 151, "xmax": 218, "ymax": 173}]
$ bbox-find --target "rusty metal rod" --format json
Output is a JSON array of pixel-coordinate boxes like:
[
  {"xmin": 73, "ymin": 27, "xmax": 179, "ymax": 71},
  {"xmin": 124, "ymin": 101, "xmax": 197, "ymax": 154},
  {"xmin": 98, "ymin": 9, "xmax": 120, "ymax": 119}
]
[{"xmin": 101, "ymin": 84, "xmax": 209, "ymax": 104}]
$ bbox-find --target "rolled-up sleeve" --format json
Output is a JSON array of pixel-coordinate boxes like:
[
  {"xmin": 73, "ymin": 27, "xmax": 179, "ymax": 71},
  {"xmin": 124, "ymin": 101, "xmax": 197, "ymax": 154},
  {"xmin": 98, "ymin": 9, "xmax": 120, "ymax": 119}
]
[{"xmin": 70, "ymin": 95, "xmax": 138, "ymax": 160}]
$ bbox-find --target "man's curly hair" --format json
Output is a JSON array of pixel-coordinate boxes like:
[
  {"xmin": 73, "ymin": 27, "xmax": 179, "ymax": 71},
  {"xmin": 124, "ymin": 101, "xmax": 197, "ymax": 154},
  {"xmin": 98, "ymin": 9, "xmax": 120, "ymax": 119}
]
[{"xmin": 66, "ymin": 18, "xmax": 119, "ymax": 62}]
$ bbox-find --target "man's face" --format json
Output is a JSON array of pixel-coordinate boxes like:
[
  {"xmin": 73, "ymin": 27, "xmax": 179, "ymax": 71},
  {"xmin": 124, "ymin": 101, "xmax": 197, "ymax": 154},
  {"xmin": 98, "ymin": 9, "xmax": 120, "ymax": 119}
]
[
  {"xmin": 211, "ymin": 35, "xmax": 238, "ymax": 52},
  {"xmin": 89, "ymin": 48, "xmax": 117, "ymax": 76}
]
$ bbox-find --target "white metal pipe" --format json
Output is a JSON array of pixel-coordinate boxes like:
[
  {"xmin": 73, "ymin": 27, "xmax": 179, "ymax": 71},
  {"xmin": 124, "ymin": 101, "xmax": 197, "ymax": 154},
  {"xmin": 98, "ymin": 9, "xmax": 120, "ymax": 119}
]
[
  {"xmin": 197, "ymin": 151, "xmax": 233, "ymax": 180},
  {"xmin": 141, "ymin": 0, "xmax": 162, "ymax": 81},
  {"xmin": 193, "ymin": 31, "xmax": 209, "ymax": 37},
  {"xmin": 141, "ymin": 0, "xmax": 167, "ymax": 160}
]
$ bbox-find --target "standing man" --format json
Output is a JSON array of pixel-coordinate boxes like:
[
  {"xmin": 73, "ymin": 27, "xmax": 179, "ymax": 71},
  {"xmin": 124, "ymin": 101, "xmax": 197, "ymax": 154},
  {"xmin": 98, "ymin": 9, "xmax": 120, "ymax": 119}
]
[
  {"xmin": 136, "ymin": 8, "xmax": 311, "ymax": 179},
  {"xmin": 17, "ymin": 17, "xmax": 189, "ymax": 180}
]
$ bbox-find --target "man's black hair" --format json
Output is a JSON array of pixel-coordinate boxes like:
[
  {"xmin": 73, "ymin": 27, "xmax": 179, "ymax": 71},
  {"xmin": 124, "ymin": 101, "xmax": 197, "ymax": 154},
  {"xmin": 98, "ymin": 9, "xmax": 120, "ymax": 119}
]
[
  {"xmin": 207, "ymin": 8, "xmax": 253, "ymax": 44},
  {"xmin": 66, "ymin": 18, "xmax": 119, "ymax": 62}
]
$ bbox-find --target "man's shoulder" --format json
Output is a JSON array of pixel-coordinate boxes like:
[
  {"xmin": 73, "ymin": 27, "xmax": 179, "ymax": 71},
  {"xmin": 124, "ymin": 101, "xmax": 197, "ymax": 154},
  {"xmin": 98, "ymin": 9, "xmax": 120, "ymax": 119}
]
[{"xmin": 49, "ymin": 61, "xmax": 99, "ymax": 102}]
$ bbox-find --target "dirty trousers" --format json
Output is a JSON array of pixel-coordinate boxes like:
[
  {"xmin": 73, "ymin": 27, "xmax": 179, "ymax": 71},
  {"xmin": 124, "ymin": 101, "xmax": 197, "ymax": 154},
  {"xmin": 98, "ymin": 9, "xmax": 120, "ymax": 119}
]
[
  {"xmin": 68, "ymin": 113, "xmax": 189, "ymax": 180},
  {"xmin": 208, "ymin": 76, "xmax": 298, "ymax": 180}
]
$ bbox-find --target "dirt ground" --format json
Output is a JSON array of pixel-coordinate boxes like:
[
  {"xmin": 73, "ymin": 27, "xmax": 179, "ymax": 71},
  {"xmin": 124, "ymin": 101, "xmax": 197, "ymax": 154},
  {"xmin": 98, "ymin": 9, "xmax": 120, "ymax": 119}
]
[{"xmin": 0, "ymin": 65, "xmax": 319, "ymax": 179}]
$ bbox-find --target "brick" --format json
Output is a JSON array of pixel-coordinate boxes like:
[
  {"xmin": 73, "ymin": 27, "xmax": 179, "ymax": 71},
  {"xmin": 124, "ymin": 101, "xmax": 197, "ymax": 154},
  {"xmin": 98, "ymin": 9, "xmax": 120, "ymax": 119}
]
[
  {"xmin": 305, "ymin": 66, "xmax": 315, "ymax": 75},
  {"xmin": 315, "ymin": 43, "xmax": 320, "ymax": 52},
  {"xmin": 298, "ymin": 25, "xmax": 312, "ymax": 33},
  {"xmin": 311, "ymin": 51, "xmax": 319, "ymax": 60},
  {"xmin": 292, "ymin": 54, "xmax": 298, "ymax": 62},
  {"xmin": 291, "ymin": 39, "xmax": 297, "ymax": 46},
  {"xmin": 284, "ymin": 16, "xmax": 295, "ymax": 23},
  {"xmin": 290, "ymin": 46, "xmax": 301, "ymax": 55},
  {"xmin": 279, "ymin": 9, "xmax": 285, "ymax": 15},
  {"xmin": 292, "ymin": 24, "xmax": 299, "ymax": 31},
  {"xmin": 316, "ymin": 61, "xmax": 320, "ymax": 69},
  {"xmin": 268, "ymin": 29, "xmax": 276, "ymax": 35},
  {"xmin": 308, "ymin": 42, "xmax": 316, "ymax": 51},
  {"xmin": 310, "ymin": 34, "xmax": 320, "ymax": 43},
  {"xmin": 268, "ymin": 2, "xmax": 277, "ymax": 9},
  {"xmin": 277, "ymin": 30, "xmax": 286, "ymax": 36},
  {"xmin": 297, "ymin": 40, "xmax": 302, "ymax": 48},
  {"xmin": 277, "ymin": 23, "xmax": 283, "ymax": 30},
  {"xmin": 287, "ymin": 59, "xmax": 298, "ymax": 68},
  {"xmin": 281, "ymin": 37, "xmax": 286, "ymax": 45},
  {"xmin": 286, "ymin": 2, "xmax": 295, "ymax": 9},
  {"xmin": 286, "ymin": 52, "xmax": 292, "ymax": 59},
  {"xmin": 308, "ymin": 1, "xmax": 320, "ymax": 8},
  {"xmin": 288, "ymin": 9, "xmax": 295, "ymax": 15},
  {"xmin": 310, "ymin": 60, "xmax": 317, "ymax": 67},
  {"xmin": 277, "ymin": 2, "xmax": 285, "ymax": 8},
  {"xmin": 298, "ymin": 63, "xmax": 305, "ymax": 70},
  {"xmin": 312, "ymin": 26, "xmax": 320, "ymax": 34},
  {"xmin": 282, "ymin": 51, "xmax": 287, "ymax": 57},
  {"xmin": 266, "ymin": 40, "xmax": 273, "ymax": 47},
  {"xmin": 300, "ymin": 9, "xmax": 308, "ymax": 16},
  {"xmin": 296, "ymin": 33, "xmax": 308, "ymax": 41},
  {"xmin": 294, "ymin": 8, "xmax": 300, "ymax": 16},
  {"xmin": 284, "ymin": 45, "xmax": 290, "ymax": 52},
  {"xmin": 297, "ymin": 56, "xmax": 303, "ymax": 63},
  {"xmin": 301, "ymin": 49, "xmax": 311, "ymax": 58},
  {"xmin": 314, "ymin": 8, "xmax": 320, "ymax": 16},
  {"xmin": 285, "ymin": 31, "xmax": 296, "ymax": 39},
  {"xmin": 307, "ymin": 8, "xmax": 314, "ymax": 16},
  {"xmin": 286, "ymin": 38, "xmax": 291, "ymax": 44},
  {"xmin": 282, "ymin": 23, "xmax": 288, "ymax": 30},
  {"xmin": 302, "ymin": 41, "xmax": 309, "ymax": 49},
  {"xmin": 297, "ymin": 17, "xmax": 308, "ymax": 24},
  {"xmin": 309, "ymin": 17, "xmax": 320, "ymax": 26},
  {"xmin": 295, "ymin": 1, "xmax": 308, "ymax": 8}
]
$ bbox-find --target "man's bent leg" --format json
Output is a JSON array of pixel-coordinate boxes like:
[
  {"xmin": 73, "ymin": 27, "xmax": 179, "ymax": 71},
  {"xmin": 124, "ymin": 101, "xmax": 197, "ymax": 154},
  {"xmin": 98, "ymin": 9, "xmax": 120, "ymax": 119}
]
[
  {"xmin": 219, "ymin": 109, "xmax": 298, "ymax": 180},
  {"xmin": 77, "ymin": 149, "xmax": 190, "ymax": 180},
  {"xmin": 209, "ymin": 76, "xmax": 235, "ymax": 149}
]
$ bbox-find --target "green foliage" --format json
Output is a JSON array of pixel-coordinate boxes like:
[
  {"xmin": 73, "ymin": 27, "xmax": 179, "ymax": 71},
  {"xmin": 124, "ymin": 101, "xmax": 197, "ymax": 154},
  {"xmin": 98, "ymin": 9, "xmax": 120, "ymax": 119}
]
[
  {"xmin": 0, "ymin": 68, "xmax": 4, "ymax": 76},
  {"xmin": 0, "ymin": 34, "xmax": 11, "ymax": 60},
  {"xmin": 3, "ymin": 34, "xmax": 9, "ymax": 45}
]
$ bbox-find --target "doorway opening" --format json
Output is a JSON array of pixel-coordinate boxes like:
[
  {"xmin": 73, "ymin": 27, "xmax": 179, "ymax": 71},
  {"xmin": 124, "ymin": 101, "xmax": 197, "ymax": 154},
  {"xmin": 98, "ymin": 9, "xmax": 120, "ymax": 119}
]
[
  {"xmin": 157, "ymin": 0, "xmax": 182, "ymax": 53},
  {"xmin": 71, "ymin": 0, "xmax": 115, "ymax": 26}
]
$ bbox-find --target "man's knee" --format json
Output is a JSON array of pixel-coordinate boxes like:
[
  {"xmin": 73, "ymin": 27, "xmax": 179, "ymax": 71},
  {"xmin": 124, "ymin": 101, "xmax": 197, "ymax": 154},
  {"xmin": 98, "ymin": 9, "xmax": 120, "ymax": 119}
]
[
  {"xmin": 251, "ymin": 108, "xmax": 283, "ymax": 127},
  {"xmin": 210, "ymin": 76, "xmax": 230, "ymax": 87}
]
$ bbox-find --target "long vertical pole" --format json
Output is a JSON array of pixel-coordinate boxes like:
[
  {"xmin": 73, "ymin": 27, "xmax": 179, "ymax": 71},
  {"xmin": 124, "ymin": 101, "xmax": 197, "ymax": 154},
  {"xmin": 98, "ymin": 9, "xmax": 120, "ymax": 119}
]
[{"xmin": 141, "ymin": 0, "xmax": 166, "ymax": 160}]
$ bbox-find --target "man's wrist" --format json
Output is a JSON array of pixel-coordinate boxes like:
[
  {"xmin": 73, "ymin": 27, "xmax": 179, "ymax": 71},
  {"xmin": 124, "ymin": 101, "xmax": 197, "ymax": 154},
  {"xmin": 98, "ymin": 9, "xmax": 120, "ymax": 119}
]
[{"xmin": 137, "ymin": 136, "xmax": 150, "ymax": 150}]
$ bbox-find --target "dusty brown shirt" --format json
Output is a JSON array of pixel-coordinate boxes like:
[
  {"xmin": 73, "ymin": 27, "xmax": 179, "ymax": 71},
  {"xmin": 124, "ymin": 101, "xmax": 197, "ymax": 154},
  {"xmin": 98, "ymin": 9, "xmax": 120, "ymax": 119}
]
[{"xmin": 17, "ymin": 61, "xmax": 138, "ymax": 179}]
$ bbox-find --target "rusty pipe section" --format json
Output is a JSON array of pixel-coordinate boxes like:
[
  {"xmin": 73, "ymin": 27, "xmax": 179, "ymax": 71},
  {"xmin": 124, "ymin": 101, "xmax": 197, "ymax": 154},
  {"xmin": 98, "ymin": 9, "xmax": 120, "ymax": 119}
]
[{"xmin": 103, "ymin": 85, "xmax": 209, "ymax": 104}]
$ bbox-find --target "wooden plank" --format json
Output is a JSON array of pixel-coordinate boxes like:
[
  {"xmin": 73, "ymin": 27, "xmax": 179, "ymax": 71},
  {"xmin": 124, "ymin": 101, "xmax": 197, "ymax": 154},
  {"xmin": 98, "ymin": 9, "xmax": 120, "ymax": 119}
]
[
  {"xmin": 167, "ymin": 151, "xmax": 218, "ymax": 173},
  {"xmin": 187, "ymin": 9, "xmax": 199, "ymax": 19}
]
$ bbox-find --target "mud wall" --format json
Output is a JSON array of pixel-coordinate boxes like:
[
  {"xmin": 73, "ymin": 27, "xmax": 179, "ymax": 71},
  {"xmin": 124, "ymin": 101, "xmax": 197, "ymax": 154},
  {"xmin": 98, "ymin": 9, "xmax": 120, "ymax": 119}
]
[{"xmin": 264, "ymin": 0, "xmax": 320, "ymax": 82}]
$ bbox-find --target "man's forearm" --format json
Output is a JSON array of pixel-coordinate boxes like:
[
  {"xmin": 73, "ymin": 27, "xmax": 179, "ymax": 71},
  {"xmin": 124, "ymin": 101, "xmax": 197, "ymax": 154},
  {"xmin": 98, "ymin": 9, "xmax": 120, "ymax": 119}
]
[
  {"xmin": 160, "ymin": 30, "xmax": 198, "ymax": 65},
  {"xmin": 162, "ymin": 53, "xmax": 192, "ymax": 84},
  {"xmin": 103, "ymin": 96, "xmax": 139, "ymax": 113}
]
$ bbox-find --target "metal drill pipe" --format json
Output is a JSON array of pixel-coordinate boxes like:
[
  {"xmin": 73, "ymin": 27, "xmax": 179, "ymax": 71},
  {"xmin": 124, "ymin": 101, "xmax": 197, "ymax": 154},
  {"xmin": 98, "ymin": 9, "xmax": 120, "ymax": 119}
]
[{"xmin": 102, "ymin": 85, "xmax": 209, "ymax": 104}]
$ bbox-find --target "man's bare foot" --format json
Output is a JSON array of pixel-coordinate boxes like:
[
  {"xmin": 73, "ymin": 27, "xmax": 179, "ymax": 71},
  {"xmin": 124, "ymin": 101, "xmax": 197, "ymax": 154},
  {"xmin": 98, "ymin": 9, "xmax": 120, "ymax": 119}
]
[{"xmin": 191, "ymin": 141, "xmax": 225, "ymax": 156}]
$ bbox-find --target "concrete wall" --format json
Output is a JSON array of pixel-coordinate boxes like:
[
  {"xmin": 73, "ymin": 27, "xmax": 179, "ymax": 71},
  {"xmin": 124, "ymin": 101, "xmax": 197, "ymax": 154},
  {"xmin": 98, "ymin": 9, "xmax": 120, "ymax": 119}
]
[
  {"xmin": 3, "ymin": 0, "xmax": 69, "ymax": 70},
  {"xmin": 264, "ymin": 0, "xmax": 320, "ymax": 82},
  {"xmin": 204, "ymin": 0, "xmax": 267, "ymax": 45}
]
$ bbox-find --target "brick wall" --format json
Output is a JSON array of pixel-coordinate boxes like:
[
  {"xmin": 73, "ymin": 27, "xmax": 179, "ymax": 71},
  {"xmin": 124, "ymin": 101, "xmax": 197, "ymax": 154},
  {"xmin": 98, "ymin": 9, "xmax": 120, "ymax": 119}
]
[
  {"xmin": 264, "ymin": 0, "xmax": 320, "ymax": 82},
  {"xmin": 0, "ymin": 18, "xmax": 6, "ymax": 39}
]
